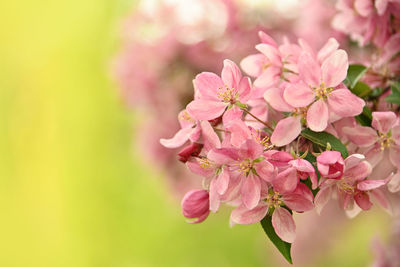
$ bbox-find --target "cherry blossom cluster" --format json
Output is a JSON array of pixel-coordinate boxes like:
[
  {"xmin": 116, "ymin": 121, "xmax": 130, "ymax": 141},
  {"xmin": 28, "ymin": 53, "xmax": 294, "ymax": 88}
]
[{"xmin": 160, "ymin": 27, "xmax": 400, "ymax": 249}]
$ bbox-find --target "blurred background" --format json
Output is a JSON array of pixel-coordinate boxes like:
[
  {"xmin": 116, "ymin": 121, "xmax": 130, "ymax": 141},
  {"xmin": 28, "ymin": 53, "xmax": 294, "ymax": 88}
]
[{"xmin": 0, "ymin": 0, "xmax": 392, "ymax": 266}]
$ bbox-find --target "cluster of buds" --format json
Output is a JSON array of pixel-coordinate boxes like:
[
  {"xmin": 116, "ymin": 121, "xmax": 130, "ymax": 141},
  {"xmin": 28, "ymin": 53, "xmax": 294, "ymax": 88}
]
[{"xmin": 160, "ymin": 23, "xmax": 400, "ymax": 260}]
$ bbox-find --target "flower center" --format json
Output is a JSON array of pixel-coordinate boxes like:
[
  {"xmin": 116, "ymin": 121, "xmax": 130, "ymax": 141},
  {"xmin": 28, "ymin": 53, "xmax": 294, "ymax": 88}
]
[
  {"xmin": 252, "ymin": 130, "xmax": 274, "ymax": 150},
  {"xmin": 314, "ymin": 82, "xmax": 333, "ymax": 100},
  {"xmin": 236, "ymin": 158, "xmax": 253, "ymax": 175},
  {"xmin": 179, "ymin": 111, "xmax": 195, "ymax": 123},
  {"xmin": 378, "ymin": 132, "xmax": 393, "ymax": 151},
  {"xmin": 337, "ymin": 177, "xmax": 355, "ymax": 194},
  {"xmin": 200, "ymin": 158, "xmax": 213, "ymax": 169},
  {"xmin": 292, "ymin": 107, "xmax": 307, "ymax": 117},
  {"xmin": 265, "ymin": 191, "xmax": 283, "ymax": 209},
  {"xmin": 217, "ymin": 85, "xmax": 239, "ymax": 103}
]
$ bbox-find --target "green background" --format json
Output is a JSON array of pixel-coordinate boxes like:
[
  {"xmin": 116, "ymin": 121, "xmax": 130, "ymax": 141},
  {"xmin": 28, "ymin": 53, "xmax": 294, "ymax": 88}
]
[{"xmin": 0, "ymin": 1, "xmax": 390, "ymax": 266}]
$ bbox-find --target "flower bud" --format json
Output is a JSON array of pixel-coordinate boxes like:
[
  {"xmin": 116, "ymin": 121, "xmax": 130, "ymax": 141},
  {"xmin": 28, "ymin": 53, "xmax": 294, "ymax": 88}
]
[
  {"xmin": 177, "ymin": 143, "xmax": 203, "ymax": 163},
  {"xmin": 316, "ymin": 151, "xmax": 344, "ymax": 179},
  {"xmin": 181, "ymin": 189, "xmax": 210, "ymax": 224}
]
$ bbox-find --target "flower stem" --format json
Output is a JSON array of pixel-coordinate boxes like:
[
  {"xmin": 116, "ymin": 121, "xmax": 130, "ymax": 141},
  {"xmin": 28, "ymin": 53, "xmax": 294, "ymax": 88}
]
[{"xmin": 242, "ymin": 108, "xmax": 274, "ymax": 131}]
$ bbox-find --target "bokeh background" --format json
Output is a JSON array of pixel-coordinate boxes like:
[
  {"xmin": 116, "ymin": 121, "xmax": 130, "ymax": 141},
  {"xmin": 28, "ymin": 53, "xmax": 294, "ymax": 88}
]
[{"xmin": 0, "ymin": 0, "xmax": 392, "ymax": 266}]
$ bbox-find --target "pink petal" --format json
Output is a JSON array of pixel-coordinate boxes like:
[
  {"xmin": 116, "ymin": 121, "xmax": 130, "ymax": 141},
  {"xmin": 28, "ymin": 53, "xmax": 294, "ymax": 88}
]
[
  {"xmin": 193, "ymin": 72, "xmax": 223, "ymax": 100},
  {"xmin": 221, "ymin": 59, "xmax": 242, "ymax": 89},
  {"xmin": 187, "ymin": 99, "xmax": 227, "ymax": 120},
  {"xmin": 238, "ymin": 77, "xmax": 252, "ymax": 102},
  {"xmin": 284, "ymin": 82, "xmax": 315, "ymax": 108},
  {"xmin": 375, "ymin": 0, "xmax": 388, "ymax": 15},
  {"xmin": 342, "ymin": 126, "xmax": 378, "ymax": 147},
  {"xmin": 207, "ymin": 148, "xmax": 237, "ymax": 165},
  {"xmin": 354, "ymin": 191, "xmax": 373, "ymax": 210},
  {"xmin": 357, "ymin": 179, "xmax": 388, "ymax": 191},
  {"xmin": 264, "ymin": 87, "xmax": 294, "ymax": 112},
  {"xmin": 317, "ymin": 38, "xmax": 339, "ymax": 63},
  {"xmin": 241, "ymin": 172, "xmax": 261, "ymax": 210},
  {"xmin": 271, "ymin": 116, "xmax": 302, "ymax": 147},
  {"xmin": 258, "ymin": 31, "xmax": 278, "ymax": 47},
  {"xmin": 327, "ymin": 89, "xmax": 365, "ymax": 117},
  {"xmin": 365, "ymin": 145, "xmax": 384, "ymax": 167},
  {"xmin": 254, "ymin": 66, "xmax": 281, "ymax": 88},
  {"xmin": 273, "ymin": 167, "xmax": 298, "ymax": 194},
  {"xmin": 321, "ymin": 49, "xmax": 348, "ymax": 88},
  {"xmin": 371, "ymin": 111, "xmax": 397, "ymax": 134},
  {"xmin": 240, "ymin": 54, "xmax": 265, "ymax": 77},
  {"xmin": 222, "ymin": 106, "xmax": 243, "ymax": 125},
  {"xmin": 388, "ymin": 172, "xmax": 400, "ymax": 193},
  {"xmin": 215, "ymin": 167, "xmax": 230, "ymax": 195},
  {"xmin": 238, "ymin": 139, "xmax": 263, "ymax": 160},
  {"xmin": 307, "ymin": 99, "xmax": 329, "ymax": 132},
  {"xmin": 289, "ymin": 158, "xmax": 315, "ymax": 173},
  {"xmin": 200, "ymin": 121, "xmax": 221, "ymax": 151},
  {"xmin": 255, "ymin": 44, "xmax": 282, "ymax": 66},
  {"xmin": 181, "ymin": 189, "xmax": 210, "ymax": 218},
  {"xmin": 209, "ymin": 179, "xmax": 221, "ymax": 212},
  {"xmin": 272, "ymin": 208, "xmax": 296, "ymax": 243},
  {"xmin": 255, "ymin": 160, "xmax": 277, "ymax": 182},
  {"xmin": 283, "ymin": 194, "xmax": 314, "ymax": 212},
  {"xmin": 371, "ymin": 189, "xmax": 392, "ymax": 213},
  {"xmin": 160, "ymin": 127, "xmax": 193, "ymax": 148},
  {"xmin": 298, "ymin": 52, "xmax": 321, "ymax": 87},
  {"xmin": 292, "ymin": 183, "xmax": 314, "ymax": 202},
  {"xmin": 345, "ymin": 161, "xmax": 372, "ymax": 181},
  {"xmin": 230, "ymin": 204, "xmax": 268, "ymax": 225},
  {"xmin": 314, "ymin": 185, "xmax": 332, "ymax": 214},
  {"xmin": 389, "ymin": 146, "xmax": 400, "ymax": 167},
  {"xmin": 226, "ymin": 120, "xmax": 251, "ymax": 147},
  {"xmin": 392, "ymin": 126, "xmax": 400, "ymax": 145},
  {"xmin": 344, "ymin": 154, "xmax": 366, "ymax": 170}
]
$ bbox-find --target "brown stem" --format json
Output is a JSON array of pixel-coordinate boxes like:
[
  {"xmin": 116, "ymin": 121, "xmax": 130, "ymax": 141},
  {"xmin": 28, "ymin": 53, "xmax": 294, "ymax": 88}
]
[{"xmin": 242, "ymin": 109, "xmax": 274, "ymax": 131}]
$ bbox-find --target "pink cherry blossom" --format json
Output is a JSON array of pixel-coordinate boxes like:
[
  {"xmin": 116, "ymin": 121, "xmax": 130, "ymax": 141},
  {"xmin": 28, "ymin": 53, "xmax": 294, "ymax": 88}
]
[{"xmin": 186, "ymin": 59, "xmax": 251, "ymax": 121}]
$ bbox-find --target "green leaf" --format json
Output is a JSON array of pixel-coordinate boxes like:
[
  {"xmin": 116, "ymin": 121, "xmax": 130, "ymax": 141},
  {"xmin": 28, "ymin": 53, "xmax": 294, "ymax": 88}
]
[
  {"xmin": 355, "ymin": 106, "xmax": 372, "ymax": 126},
  {"xmin": 260, "ymin": 215, "xmax": 292, "ymax": 264},
  {"xmin": 301, "ymin": 129, "xmax": 348, "ymax": 158},
  {"xmin": 345, "ymin": 64, "xmax": 367, "ymax": 89},
  {"xmin": 351, "ymin": 81, "xmax": 371, "ymax": 98},
  {"xmin": 303, "ymin": 153, "xmax": 320, "ymax": 197},
  {"xmin": 385, "ymin": 82, "xmax": 400, "ymax": 105}
]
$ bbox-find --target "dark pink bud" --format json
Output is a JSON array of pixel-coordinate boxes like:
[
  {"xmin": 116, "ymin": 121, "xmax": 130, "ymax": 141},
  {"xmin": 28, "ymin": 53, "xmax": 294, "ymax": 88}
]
[
  {"xmin": 177, "ymin": 143, "xmax": 203, "ymax": 163},
  {"xmin": 181, "ymin": 189, "xmax": 210, "ymax": 223},
  {"xmin": 317, "ymin": 151, "xmax": 344, "ymax": 179}
]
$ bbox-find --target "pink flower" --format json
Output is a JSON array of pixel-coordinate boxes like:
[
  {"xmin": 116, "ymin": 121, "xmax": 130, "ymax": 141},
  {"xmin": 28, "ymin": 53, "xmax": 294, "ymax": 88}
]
[
  {"xmin": 181, "ymin": 189, "xmax": 210, "ymax": 223},
  {"xmin": 230, "ymin": 182, "xmax": 314, "ymax": 243},
  {"xmin": 283, "ymin": 48, "xmax": 365, "ymax": 132},
  {"xmin": 186, "ymin": 59, "xmax": 251, "ymax": 121},
  {"xmin": 343, "ymin": 112, "xmax": 400, "ymax": 171},
  {"xmin": 317, "ymin": 151, "xmax": 345, "ymax": 179},
  {"xmin": 315, "ymin": 154, "xmax": 391, "ymax": 214}
]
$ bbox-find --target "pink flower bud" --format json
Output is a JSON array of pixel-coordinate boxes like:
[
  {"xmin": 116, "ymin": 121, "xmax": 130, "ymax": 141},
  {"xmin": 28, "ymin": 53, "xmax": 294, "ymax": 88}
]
[
  {"xmin": 317, "ymin": 151, "xmax": 344, "ymax": 179},
  {"xmin": 177, "ymin": 143, "xmax": 203, "ymax": 163},
  {"xmin": 181, "ymin": 190, "xmax": 210, "ymax": 224}
]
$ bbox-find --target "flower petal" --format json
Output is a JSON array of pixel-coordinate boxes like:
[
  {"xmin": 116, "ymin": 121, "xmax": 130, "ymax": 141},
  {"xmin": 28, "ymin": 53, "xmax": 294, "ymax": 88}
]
[
  {"xmin": 230, "ymin": 204, "xmax": 268, "ymax": 225},
  {"xmin": 215, "ymin": 167, "xmax": 230, "ymax": 195},
  {"xmin": 328, "ymin": 89, "xmax": 365, "ymax": 117},
  {"xmin": 254, "ymin": 66, "xmax": 281, "ymax": 88},
  {"xmin": 307, "ymin": 99, "xmax": 329, "ymax": 132},
  {"xmin": 354, "ymin": 191, "xmax": 373, "ymax": 210},
  {"xmin": 271, "ymin": 116, "xmax": 302, "ymax": 147},
  {"xmin": 264, "ymin": 87, "xmax": 294, "ymax": 112},
  {"xmin": 255, "ymin": 160, "xmax": 277, "ymax": 182},
  {"xmin": 321, "ymin": 49, "xmax": 348, "ymax": 88},
  {"xmin": 284, "ymin": 82, "xmax": 314, "ymax": 108},
  {"xmin": 314, "ymin": 185, "xmax": 332, "ymax": 214},
  {"xmin": 388, "ymin": 172, "xmax": 400, "ymax": 193},
  {"xmin": 345, "ymin": 161, "xmax": 372, "ymax": 181},
  {"xmin": 283, "ymin": 193, "xmax": 314, "ymax": 212},
  {"xmin": 194, "ymin": 72, "xmax": 224, "ymax": 100},
  {"xmin": 342, "ymin": 126, "xmax": 378, "ymax": 147},
  {"xmin": 273, "ymin": 167, "xmax": 298, "ymax": 194},
  {"xmin": 241, "ymin": 172, "xmax": 261, "ymax": 210},
  {"xmin": 317, "ymin": 38, "xmax": 339, "ymax": 63},
  {"xmin": 272, "ymin": 208, "xmax": 296, "ymax": 243},
  {"xmin": 240, "ymin": 53, "xmax": 265, "ymax": 77},
  {"xmin": 222, "ymin": 59, "xmax": 242, "ymax": 88},
  {"xmin": 371, "ymin": 111, "xmax": 397, "ymax": 134},
  {"xmin": 187, "ymin": 99, "xmax": 227, "ymax": 120},
  {"xmin": 298, "ymin": 52, "xmax": 321, "ymax": 87},
  {"xmin": 160, "ymin": 127, "xmax": 193, "ymax": 148}
]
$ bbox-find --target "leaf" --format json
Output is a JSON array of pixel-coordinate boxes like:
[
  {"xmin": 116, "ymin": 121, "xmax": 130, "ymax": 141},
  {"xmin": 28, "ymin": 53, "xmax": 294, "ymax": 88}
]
[
  {"xmin": 260, "ymin": 215, "xmax": 293, "ymax": 264},
  {"xmin": 385, "ymin": 82, "xmax": 400, "ymax": 105},
  {"xmin": 301, "ymin": 129, "xmax": 348, "ymax": 158},
  {"xmin": 355, "ymin": 106, "xmax": 372, "ymax": 126},
  {"xmin": 351, "ymin": 81, "xmax": 371, "ymax": 98},
  {"xmin": 345, "ymin": 64, "xmax": 367, "ymax": 89},
  {"xmin": 303, "ymin": 153, "xmax": 320, "ymax": 196}
]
